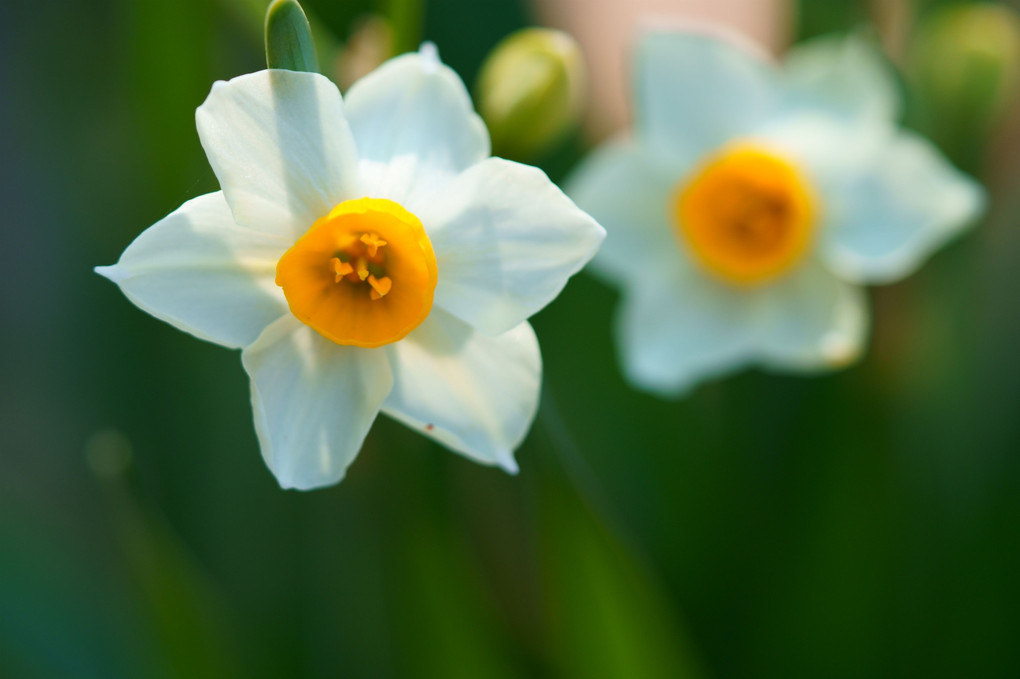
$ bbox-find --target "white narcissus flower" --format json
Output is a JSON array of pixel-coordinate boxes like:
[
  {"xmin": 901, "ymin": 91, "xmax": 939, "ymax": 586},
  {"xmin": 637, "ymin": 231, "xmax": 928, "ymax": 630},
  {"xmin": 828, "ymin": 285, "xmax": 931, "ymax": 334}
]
[
  {"xmin": 567, "ymin": 30, "xmax": 985, "ymax": 395},
  {"xmin": 97, "ymin": 45, "xmax": 605, "ymax": 490}
]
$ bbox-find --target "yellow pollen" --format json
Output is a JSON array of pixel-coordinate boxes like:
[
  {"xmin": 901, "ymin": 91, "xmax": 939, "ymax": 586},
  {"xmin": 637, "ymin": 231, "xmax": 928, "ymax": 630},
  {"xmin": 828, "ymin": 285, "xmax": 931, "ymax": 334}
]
[
  {"xmin": 674, "ymin": 144, "xmax": 816, "ymax": 286},
  {"xmin": 275, "ymin": 197, "xmax": 437, "ymax": 348}
]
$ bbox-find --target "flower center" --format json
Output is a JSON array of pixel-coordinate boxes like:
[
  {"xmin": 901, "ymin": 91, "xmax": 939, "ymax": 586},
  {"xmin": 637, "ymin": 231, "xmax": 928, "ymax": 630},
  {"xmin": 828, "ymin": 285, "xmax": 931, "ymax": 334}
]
[
  {"xmin": 674, "ymin": 145, "xmax": 816, "ymax": 286},
  {"xmin": 276, "ymin": 197, "xmax": 437, "ymax": 348}
]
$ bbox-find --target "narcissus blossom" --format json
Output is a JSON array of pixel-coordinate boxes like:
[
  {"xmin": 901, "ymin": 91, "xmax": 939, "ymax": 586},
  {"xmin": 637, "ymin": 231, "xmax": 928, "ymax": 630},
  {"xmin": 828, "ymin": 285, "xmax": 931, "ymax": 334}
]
[
  {"xmin": 97, "ymin": 45, "xmax": 604, "ymax": 489},
  {"xmin": 568, "ymin": 30, "xmax": 984, "ymax": 395}
]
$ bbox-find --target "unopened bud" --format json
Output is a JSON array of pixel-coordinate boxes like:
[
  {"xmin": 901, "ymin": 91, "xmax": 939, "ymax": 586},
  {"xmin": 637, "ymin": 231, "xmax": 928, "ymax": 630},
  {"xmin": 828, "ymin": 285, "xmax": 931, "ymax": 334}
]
[
  {"xmin": 265, "ymin": 0, "xmax": 319, "ymax": 73},
  {"xmin": 476, "ymin": 28, "xmax": 586, "ymax": 159},
  {"xmin": 910, "ymin": 4, "xmax": 1020, "ymax": 134}
]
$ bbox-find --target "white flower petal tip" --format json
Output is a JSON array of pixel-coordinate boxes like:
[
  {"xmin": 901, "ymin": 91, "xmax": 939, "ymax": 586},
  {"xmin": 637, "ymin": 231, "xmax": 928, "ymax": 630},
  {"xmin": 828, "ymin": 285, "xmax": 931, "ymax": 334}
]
[
  {"xmin": 344, "ymin": 46, "xmax": 490, "ymax": 209},
  {"xmin": 619, "ymin": 361, "xmax": 707, "ymax": 400},
  {"xmin": 96, "ymin": 192, "xmax": 289, "ymax": 349},
  {"xmin": 783, "ymin": 32, "xmax": 901, "ymax": 123},
  {"xmin": 496, "ymin": 452, "xmax": 520, "ymax": 475},
  {"xmin": 383, "ymin": 311, "xmax": 541, "ymax": 470},
  {"xmin": 243, "ymin": 317, "xmax": 394, "ymax": 491},
  {"xmin": 425, "ymin": 158, "xmax": 605, "ymax": 335},
  {"xmin": 755, "ymin": 263, "xmax": 870, "ymax": 374},
  {"xmin": 820, "ymin": 332, "xmax": 862, "ymax": 369},
  {"xmin": 822, "ymin": 131, "xmax": 987, "ymax": 284},
  {"xmin": 94, "ymin": 265, "xmax": 126, "ymax": 284},
  {"xmin": 418, "ymin": 41, "xmax": 440, "ymax": 70}
]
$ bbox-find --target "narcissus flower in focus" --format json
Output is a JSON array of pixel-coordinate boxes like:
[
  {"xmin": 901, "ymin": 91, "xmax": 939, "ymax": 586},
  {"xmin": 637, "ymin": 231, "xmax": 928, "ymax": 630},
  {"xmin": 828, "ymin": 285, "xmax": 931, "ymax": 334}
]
[
  {"xmin": 567, "ymin": 30, "xmax": 984, "ymax": 395},
  {"xmin": 97, "ymin": 44, "xmax": 605, "ymax": 489}
]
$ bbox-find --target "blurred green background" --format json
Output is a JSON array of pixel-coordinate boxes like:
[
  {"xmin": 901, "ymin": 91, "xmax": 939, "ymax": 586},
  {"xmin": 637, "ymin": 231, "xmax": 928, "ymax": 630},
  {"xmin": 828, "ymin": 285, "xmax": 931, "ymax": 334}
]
[{"xmin": 3, "ymin": 0, "xmax": 1020, "ymax": 677}]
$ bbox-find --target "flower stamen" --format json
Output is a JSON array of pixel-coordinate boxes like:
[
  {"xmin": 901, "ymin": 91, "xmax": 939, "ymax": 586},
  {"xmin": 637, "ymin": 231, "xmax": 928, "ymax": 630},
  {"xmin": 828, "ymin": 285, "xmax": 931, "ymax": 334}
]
[
  {"xmin": 360, "ymin": 232, "xmax": 388, "ymax": 257},
  {"xmin": 331, "ymin": 257, "xmax": 354, "ymax": 282},
  {"xmin": 328, "ymin": 235, "xmax": 393, "ymax": 300},
  {"xmin": 367, "ymin": 275, "xmax": 392, "ymax": 300}
]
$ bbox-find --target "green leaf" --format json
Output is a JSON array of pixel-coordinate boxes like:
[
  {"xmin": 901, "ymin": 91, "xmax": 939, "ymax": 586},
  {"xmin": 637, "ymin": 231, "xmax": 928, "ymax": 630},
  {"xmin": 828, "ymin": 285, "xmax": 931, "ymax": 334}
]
[
  {"xmin": 265, "ymin": 0, "xmax": 319, "ymax": 72},
  {"xmin": 105, "ymin": 480, "xmax": 245, "ymax": 678},
  {"xmin": 392, "ymin": 516, "xmax": 521, "ymax": 679},
  {"xmin": 537, "ymin": 454, "xmax": 707, "ymax": 679}
]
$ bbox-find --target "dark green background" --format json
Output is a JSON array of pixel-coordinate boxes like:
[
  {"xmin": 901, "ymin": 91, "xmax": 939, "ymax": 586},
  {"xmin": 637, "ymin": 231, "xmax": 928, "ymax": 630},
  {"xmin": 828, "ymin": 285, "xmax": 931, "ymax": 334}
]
[{"xmin": 2, "ymin": 0, "xmax": 1019, "ymax": 677}]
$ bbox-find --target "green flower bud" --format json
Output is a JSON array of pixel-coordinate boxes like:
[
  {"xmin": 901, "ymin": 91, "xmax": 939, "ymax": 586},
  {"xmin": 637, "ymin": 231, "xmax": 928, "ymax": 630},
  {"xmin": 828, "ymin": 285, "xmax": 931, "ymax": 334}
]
[
  {"xmin": 265, "ymin": 0, "xmax": 319, "ymax": 73},
  {"xmin": 476, "ymin": 28, "xmax": 586, "ymax": 160},
  {"xmin": 911, "ymin": 4, "xmax": 1020, "ymax": 135}
]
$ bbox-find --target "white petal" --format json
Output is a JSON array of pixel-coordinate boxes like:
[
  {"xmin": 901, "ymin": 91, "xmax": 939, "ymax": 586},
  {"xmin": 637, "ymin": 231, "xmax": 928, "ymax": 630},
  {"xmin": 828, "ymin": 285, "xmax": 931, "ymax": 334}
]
[
  {"xmin": 565, "ymin": 139, "xmax": 685, "ymax": 285},
  {"xmin": 617, "ymin": 258, "xmax": 870, "ymax": 394},
  {"xmin": 755, "ymin": 261, "xmax": 869, "ymax": 370},
  {"xmin": 382, "ymin": 309, "xmax": 541, "ymax": 473},
  {"xmin": 635, "ymin": 29, "xmax": 778, "ymax": 162},
  {"xmin": 344, "ymin": 47, "xmax": 490, "ymax": 212},
  {"xmin": 783, "ymin": 33, "xmax": 900, "ymax": 124},
  {"xmin": 95, "ymin": 192, "xmax": 289, "ymax": 349},
  {"xmin": 242, "ymin": 316, "xmax": 393, "ymax": 490},
  {"xmin": 421, "ymin": 158, "xmax": 605, "ymax": 335},
  {"xmin": 617, "ymin": 267, "xmax": 757, "ymax": 395},
  {"xmin": 821, "ymin": 130, "xmax": 986, "ymax": 283},
  {"xmin": 196, "ymin": 70, "xmax": 360, "ymax": 239},
  {"xmin": 752, "ymin": 112, "xmax": 886, "ymax": 197}
]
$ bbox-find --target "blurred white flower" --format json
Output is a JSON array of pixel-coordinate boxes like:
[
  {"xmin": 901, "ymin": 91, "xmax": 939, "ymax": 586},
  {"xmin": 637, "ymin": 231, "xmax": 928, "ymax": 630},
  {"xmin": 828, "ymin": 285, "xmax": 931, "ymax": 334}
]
[
  {"xmin": 97, "ymin": 44, "xmax": 604, "ymax": 489},
  {"xmin": 567, "ymin": 30, "xmax": 984, "ymax": 395}
]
